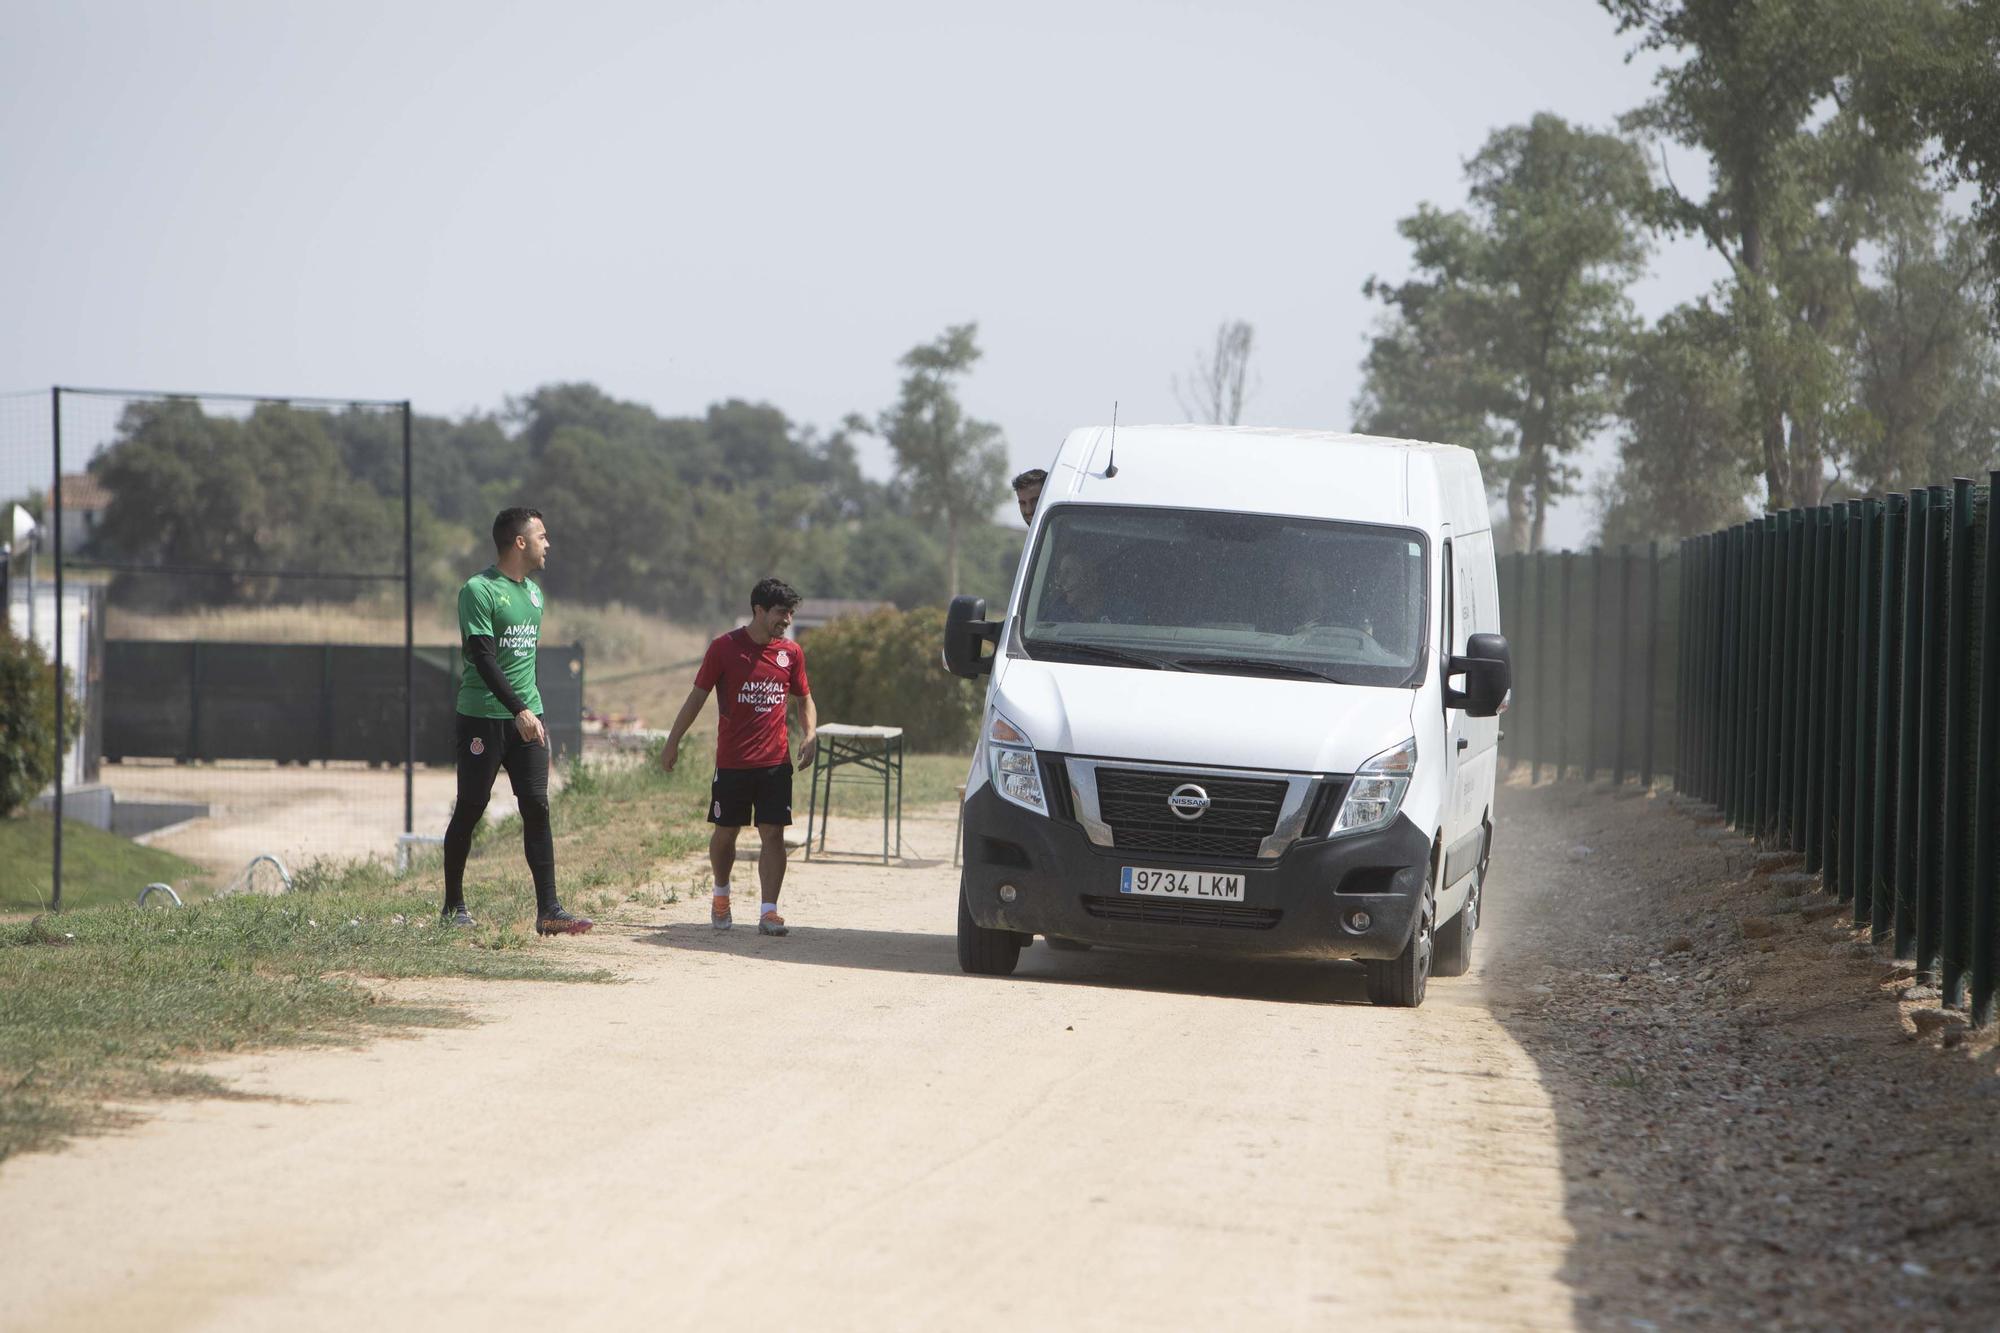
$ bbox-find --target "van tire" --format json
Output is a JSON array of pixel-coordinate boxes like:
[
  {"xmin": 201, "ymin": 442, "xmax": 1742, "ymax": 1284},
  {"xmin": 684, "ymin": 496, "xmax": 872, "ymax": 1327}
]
[
  {"xmin": 1433, "ymin": 822, "xmax": 1488, "ymax": 979},
  {"xmin": 957, "ymin": 884, "xmax": 1021, "ymax": 976},
  {"xmin": 1363, "ymin": 853, "xmax": 1436, "ymax": 1008}
]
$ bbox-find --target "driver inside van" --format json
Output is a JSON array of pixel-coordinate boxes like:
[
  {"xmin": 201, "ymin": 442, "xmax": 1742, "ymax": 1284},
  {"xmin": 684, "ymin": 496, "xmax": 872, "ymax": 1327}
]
[
  {"xmin": 1045, "ymin": 547, "xmax": 1152, "ymax": 625},
  {"xmin": 1043, "ymin": 550, "xmax": 1110, "ymax": 623}
]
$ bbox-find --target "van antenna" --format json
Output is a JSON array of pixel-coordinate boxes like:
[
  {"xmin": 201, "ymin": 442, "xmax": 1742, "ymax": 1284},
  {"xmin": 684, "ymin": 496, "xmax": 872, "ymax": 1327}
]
[{"xmin": 1104, "ymin": 402, "xmax": 1119, "ymax": 478}]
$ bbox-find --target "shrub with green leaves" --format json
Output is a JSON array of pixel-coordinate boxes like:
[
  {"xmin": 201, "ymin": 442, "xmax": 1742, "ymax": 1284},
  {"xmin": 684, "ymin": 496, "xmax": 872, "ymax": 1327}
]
[
  {"xmin": 803, "ymin": 606, "xmax": 982, "ymax": 752},
  {"xmin": 0, "ymin": 634, "xmax": 80, "ymax": 818}
]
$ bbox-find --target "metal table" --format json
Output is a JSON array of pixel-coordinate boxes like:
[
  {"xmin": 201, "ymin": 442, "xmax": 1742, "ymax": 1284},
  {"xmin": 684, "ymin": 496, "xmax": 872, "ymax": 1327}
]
[{"xmin": 802, "ymin": 724, "xmax": 904, "ymax": 863}]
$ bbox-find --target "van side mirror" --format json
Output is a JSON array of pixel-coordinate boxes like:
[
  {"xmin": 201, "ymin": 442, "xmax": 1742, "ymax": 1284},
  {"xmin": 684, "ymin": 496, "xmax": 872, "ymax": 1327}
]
[
  {"xmin": 1445, "ymin": 631, "xmax": 1511, "ymax": 718},
  {"xmin": 943, "ymin": 595, "xmax": 1000, "ymax": 678}
]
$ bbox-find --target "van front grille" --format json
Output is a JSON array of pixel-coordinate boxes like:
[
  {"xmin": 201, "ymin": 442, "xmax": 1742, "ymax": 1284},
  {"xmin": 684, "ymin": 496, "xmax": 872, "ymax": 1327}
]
[{"xmin": 1094, "ymin": 767, "xmax": 1288, "ymax": 859}]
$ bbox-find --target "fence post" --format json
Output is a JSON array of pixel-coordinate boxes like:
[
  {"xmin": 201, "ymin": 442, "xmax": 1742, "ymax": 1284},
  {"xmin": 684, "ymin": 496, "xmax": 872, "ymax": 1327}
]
[
  {"xmin": 1784, "ymin": 508, "xmax": 1816, "ymax": 840},
  {"xmin": 1835, "ymin": 500, "xmax": 1862, "ymax": 899},
  {"xmin": 1732, "ymin": 524, "xmax": 1752, "ymax": 823},
  {"xmin": 1970, "ymin": 473, "xmax": 2000, "ymax": 1026},
  {"xmin": 1942, "ymin": 478, "xmax": 1975, "ymax": 1004},
  {"xmin": 1558, "ymin": 552, "xmax": 1573, "ymax": 782},
  {"xmin": 1762, "ymin": 516, "xmax": 1784, "ymax": 835},
  {"xmin": 1790, "ymin": 510, "xmax": 1813, "ymax": 849},
  {"xmin": 1533, "ymin": 552, "xmax": 1547, "ymax": 784},
  {"xmin": 1767, "ymin": 512, "xmax": 1786, "ymax": 832},
  {"xmin": 1872, "ymin": 495, "xmax": 1907, "ymax": 944},
  {"xmin": 1744, "ymin": 523, "xmax": 1762, "ymax": 824},
  {"xmin": 1896, "ymin": 489, "xmax": 1931, "ymax": 957},
  {"xmin": 1644, "ymin": 540, "xmax": 1660, "ymax": 789},
  {"xmin": 1804, "ymin": 512, "xmax": 1828, "ymax": 871},
  {"xmin": 1821, "ymin": 503, "xmax": 1847, "ymax": 881},
  {"xmin": 1915, "ymin": 487, "xmax": 1949, "ymax": 973},
  {"xmin": 1851, "ymin": 498, "xmax": 1881, "ymax": 919},
  {"xmin": 1717, "ymin": 529, "xmax": 1736, "ymax": 814},
  {"xmin": 1733, "ymin": 524, "xmax": 1752, "ymax": 819},
  {"xmin": 1615, "ymin": 546, "xmax": 1632, "ymax": 786}
]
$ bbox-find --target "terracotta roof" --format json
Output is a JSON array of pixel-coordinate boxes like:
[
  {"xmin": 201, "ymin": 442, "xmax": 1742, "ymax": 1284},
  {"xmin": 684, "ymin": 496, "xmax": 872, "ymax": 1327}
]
[{"xmin": 58, "ymin": 473, "xmax": 111, "ymax": 511}]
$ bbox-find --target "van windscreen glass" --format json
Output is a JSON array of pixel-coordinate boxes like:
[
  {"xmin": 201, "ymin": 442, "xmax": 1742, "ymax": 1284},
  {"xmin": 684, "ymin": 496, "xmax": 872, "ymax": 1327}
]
[{"xmin": 1015, "ymin": 506, "xmax": 1428, "ymax": 688}]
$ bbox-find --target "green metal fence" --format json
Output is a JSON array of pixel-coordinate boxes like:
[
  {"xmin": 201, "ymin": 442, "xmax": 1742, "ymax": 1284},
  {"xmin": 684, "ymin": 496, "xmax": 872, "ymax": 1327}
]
[
  {"xmin": 1497, "ymin": 543, "xmax": 1682, "ymax": 789},
  {"xmin": 1676, "ymin": 477, "xmax": 2000, "ymax": 1027}
]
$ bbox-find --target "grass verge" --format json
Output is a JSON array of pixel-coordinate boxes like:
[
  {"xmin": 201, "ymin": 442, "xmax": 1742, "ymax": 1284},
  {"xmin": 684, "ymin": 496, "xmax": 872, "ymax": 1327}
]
[
  {"xmin": 0, "ymin": 812, "xmax": 208, "ymax": 913},
  {"xmin": 1, "ymin": 740, "xmax": 969, "ymax": 1163}
]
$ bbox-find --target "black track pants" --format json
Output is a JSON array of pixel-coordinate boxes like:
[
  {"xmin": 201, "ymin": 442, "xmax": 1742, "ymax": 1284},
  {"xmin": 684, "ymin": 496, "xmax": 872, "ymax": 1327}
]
[{"xmin": 442, "ymin": 713, "xmax": 556, "ymax": 913}]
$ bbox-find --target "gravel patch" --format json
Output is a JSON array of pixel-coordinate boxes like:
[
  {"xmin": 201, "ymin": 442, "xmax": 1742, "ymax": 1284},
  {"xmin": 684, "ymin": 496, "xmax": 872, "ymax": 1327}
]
[{"xmin": 1483, "ymin": 778, "xmax": 2000, "ymax": 1330}]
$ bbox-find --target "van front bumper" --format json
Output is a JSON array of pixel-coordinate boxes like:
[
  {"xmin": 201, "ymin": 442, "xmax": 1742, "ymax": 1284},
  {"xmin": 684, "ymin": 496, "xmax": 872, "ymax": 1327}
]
[{"xmin": 959, "ymin": 785, "xmax": 1433, "ymax": 961}]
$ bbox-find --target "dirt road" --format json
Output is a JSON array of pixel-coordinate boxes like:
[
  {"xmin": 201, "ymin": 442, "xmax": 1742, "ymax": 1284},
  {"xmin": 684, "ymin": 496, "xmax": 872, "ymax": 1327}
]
[{"xmin": 0, "ymin": 802, "xmax": 1579, "ymax": 1331}]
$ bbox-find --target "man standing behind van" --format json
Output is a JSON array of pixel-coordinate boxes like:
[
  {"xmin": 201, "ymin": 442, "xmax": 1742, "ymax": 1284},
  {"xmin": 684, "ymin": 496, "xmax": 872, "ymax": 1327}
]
[
  {"xmin": 1012, "ymin": 468, "xmax": 1047, "ymax": 525},
  {"xmin": 440, "ymin": 507, "xmax": 592, "ymax": 935},
  {"xmin": 660, "ymin": 578, "xmax": 818, "ymax": 935}
]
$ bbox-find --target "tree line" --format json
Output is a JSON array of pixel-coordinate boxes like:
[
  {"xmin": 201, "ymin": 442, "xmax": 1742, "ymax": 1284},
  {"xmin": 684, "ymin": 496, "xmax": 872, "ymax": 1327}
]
[
  {"xmin": 1354, "ymin": 0, "xmax": 2000, "ymax": 552},
  {"xmin": 68, "ymin": 326, "xmax": 1021, "ymax": 620}
]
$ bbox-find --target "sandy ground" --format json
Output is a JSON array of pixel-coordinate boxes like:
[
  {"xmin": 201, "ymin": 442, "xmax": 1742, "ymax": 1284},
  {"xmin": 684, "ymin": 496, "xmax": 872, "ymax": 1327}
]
[
  {"xmin": 17, "ymin": 780, "xmax": 1993, "ymax": 1328},
  {"xmin": 0, "ymin": 801, "xmax": 1580, "ymax": 1332}
]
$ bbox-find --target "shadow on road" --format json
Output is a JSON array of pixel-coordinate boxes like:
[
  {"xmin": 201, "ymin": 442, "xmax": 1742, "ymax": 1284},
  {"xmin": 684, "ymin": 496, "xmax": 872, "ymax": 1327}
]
[{"xmin": 635, "ymin": 923, "xmax": 1374, "ymax": 1006}]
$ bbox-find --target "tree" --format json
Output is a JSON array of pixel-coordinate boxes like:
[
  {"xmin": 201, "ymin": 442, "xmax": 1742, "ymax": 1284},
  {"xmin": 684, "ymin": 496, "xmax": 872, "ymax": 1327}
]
[
  {"xmin": 878, "ymin": 324, "xmax": 1009, "ymax": 597},
  {"xmin": 1859, "ymin": 0, "xmax": 2000, "ymax": 310},
  {"xmin": 0, "ymin": 633, "xmax": 79, "ymax": 818},
  {"xmin": 1173, "ymin": 320, "xmax": 1258, "ymax": 424},
  {"xmin": 1600, "ymin": 0, "xmax": 1962, "ymax": 507},
  {"xmin": 1597, "ymin": 302, "xmax": 1758, "ymax": 546},
  {"xmin": 1356, "ymin": 114, "xmax": 1652, "ymax": 552},
  {"xmin": 1846, "ymin": 209, "xmax": 2000, "ymax": 491},
  {"xmin": 90, "ymin": 401, "xmax": 456, "ymax": 608}
]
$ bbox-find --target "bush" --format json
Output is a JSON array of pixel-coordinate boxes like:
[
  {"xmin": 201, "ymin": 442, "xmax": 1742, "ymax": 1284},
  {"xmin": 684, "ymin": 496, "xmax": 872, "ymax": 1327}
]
[
  {"xmin": 804, "ymin": 606, "xmax": 982, "ymax": 752},
  {"xmin": 0, "ymin": 634, "xmax": 81, "ymax": 817}
]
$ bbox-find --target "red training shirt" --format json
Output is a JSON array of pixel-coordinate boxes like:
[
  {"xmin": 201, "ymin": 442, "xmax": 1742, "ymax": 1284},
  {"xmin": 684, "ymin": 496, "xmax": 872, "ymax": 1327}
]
[{"xmin": 694, "ymin": 627, "xmax": 811, "ymax": 770}]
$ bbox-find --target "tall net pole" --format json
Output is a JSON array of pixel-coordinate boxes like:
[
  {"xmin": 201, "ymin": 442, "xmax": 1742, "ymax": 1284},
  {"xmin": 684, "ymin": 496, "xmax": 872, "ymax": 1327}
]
[
  {"xmin": 51, "ymin": 387, "xmax": 64, "ymax": 912},
  {"xmin": 403, "ymin": 401, "xmax": 415, "ymax": 834}
]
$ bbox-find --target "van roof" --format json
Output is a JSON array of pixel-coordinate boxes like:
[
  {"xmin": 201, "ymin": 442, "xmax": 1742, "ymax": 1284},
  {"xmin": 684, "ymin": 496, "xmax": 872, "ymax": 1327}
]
[{"xmin": 1043, "ymin": 425, "xmax": 1489, "ymax": 534}]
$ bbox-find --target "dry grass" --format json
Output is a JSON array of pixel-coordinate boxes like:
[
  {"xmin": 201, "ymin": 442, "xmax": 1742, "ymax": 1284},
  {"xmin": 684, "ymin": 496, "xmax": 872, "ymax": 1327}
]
[{"xmin": 109, "ymin": 599, "xmax": 453, "ymax": 646}]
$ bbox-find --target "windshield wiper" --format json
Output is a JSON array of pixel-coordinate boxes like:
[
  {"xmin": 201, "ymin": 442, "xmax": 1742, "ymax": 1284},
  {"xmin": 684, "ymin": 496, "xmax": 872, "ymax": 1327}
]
[
  {"xmin": 1026, "ymin": 640, "xmax": 1186, "ymax": 672},
  {"xmin": 1174, "ymin": 655, "xmax": 1342, "ymax": 683}
]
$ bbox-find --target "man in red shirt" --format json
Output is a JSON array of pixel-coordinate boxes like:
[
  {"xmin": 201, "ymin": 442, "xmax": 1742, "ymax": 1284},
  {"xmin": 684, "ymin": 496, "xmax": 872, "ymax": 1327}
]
[{"xmin": 661, "ymin": 577, "xmax": 817, "ymax": 935}]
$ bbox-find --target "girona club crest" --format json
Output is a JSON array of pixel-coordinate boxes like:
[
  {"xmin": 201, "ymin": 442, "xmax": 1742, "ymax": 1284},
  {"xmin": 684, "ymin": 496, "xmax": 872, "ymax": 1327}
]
[
  {"xmin": 775, "ymin": 650, "xmax": 791, "ymax": 668},
  {"xmin": 469, "ymin": 737, "xmax": 485, "ymax": 756}
]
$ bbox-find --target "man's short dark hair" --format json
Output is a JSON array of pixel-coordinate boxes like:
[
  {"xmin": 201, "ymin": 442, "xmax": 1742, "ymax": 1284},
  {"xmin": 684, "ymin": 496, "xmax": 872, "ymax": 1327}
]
[
  {"xmin": 493, "ymin": 507, "xmax": 543, "ymax": 553},
  {"xmin": 1012, "ymin": 468, "xmax": 1048, "ymax": 493},
  {"xmin": 751, "ymin": 577, "xmax": 803, "ymax": 612}
]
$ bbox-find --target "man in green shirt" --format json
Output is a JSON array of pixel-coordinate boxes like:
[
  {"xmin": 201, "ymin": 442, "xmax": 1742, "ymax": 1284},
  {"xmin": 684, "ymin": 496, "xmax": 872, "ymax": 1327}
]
[{"xmin": 440, "ymin": 507, "xmax": 591, "ymax": 935}]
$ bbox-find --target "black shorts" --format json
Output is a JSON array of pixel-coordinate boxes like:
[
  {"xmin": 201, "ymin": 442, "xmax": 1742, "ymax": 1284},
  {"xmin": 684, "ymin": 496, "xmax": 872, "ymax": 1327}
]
[{"xmin": 709, "ymin": 763, "xmax": 793, "ymax": 828}]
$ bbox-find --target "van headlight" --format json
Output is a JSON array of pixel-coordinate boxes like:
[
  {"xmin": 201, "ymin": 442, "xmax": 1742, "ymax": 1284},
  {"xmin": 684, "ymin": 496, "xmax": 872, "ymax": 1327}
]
[
  {"xmin": 1331, "ymin": 737, "xmax": 1416, "ymax": 837},
  {"xmin": 987, "ymin": 712, "xmax": 1046, "ymax": 815}
]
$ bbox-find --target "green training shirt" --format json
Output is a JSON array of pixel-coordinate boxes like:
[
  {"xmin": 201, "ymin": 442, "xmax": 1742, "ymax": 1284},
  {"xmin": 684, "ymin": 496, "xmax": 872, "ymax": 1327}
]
[{"xmin": 456, "ymin": 566, "xmax": 544, "ymax": 718}]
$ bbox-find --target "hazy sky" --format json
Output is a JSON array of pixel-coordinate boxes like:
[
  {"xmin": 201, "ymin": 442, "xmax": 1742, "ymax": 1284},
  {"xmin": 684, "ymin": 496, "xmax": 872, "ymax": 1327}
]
[{"xmin": 1, "ymin": 0, "xmax": 1725, "ymax": 547}]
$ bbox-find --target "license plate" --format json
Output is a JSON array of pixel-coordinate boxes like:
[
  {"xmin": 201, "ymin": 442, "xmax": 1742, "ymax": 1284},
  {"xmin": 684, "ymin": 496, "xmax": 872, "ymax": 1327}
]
[{"xmin": 1119, "ymin": 866, "xmax": 1246, "ymax": 902}]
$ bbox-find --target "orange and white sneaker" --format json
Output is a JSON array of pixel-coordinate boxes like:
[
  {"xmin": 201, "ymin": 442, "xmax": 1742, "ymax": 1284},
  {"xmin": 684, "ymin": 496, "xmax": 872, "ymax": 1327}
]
[
  {"xmin": 712, "ymin": 896, "xmax": 733, "ymax": 931},
  {"xmin": 758, "ymin": 911, "xmax": 788, "ymax": 936}
]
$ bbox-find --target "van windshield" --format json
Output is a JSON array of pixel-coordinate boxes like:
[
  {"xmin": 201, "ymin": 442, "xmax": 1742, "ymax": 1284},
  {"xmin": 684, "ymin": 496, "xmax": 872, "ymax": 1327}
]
[{"xmin": 1014, "ymin": 505, "xmax": 1429, "ymax": 688}]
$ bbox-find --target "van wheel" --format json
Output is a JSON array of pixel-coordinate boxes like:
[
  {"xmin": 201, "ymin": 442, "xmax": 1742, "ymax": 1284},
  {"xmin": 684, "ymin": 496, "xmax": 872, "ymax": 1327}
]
[
  {"xmin": 1433, "ymin": 823, "xmax": 1488, "ymax": 979},
  {"xmin": 957, "ymin": 884, "xmax": 1021, "ymax": 976},
  {"xmin": 1363, "ymin": 854, "xmax": 1436, "ymax": 1008}
]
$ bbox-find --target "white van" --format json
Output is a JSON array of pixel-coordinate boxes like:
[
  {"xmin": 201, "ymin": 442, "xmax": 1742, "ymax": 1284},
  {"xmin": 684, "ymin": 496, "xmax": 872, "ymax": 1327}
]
[{"xmin": 942, "ymin": 426, "xmax": 1510, "ymax": 1007}]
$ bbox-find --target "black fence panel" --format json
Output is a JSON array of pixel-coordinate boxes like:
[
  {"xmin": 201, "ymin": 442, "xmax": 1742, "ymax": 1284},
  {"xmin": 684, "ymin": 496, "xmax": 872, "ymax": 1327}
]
[
  {"xmin": 1496, "ymin": 544, "xmax": 1680, "ymax": 787},
  {"xmin": 105, "ymin": 641, "xmax": 584, "ymax": 765},
  {"xmin": 1669, "ymin": 477, "xmax": 2000, "ymax": 1028}
]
